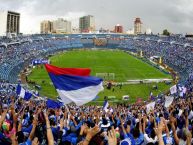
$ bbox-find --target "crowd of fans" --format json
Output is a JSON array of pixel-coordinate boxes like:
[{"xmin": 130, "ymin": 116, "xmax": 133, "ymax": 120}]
[
  {"xmin": 0, "ymin": 34, "xmax": 192, "ymax": 145},
  {"xmin": 0, "ymin": 34, "xmax": 192, "ymax": 83},
  {"xmin": 0, "ymin": 37, "xmax": 82, "ymax": 82},
  {"xmin": 0, "ymin": 79, "xmax": 192, "ymax": 145},
  {"xmin": 119, "ymin": 35, "xmax": 193, "ymax": 82}
]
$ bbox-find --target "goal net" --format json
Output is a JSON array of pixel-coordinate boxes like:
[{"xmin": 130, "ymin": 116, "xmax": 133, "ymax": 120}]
[{"xmin": 96, "ymin": 73, "xmax": 115, "ymax": 81}]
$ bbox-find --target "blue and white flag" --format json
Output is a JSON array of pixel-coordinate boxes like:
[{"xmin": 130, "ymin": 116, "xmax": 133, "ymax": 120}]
[
  {"xmin": 149, "ymin": 92, "xmax": 155, "ymax": 100},
  {"xmin": 45, "ymin": 64, "xmax": 104, "ymax": 106},
  {"xmin": 165, "ymin": 96, "xmax": 174, "ymax": 108},
  {"xmin": 16, "ymin": 84, "xmax": 25, "ymax": 98},
  {"xmin": 146, "ymin": 102, "xmax": 155, "ymax": 113},
  {"xmin": 24, "ymin": 91, "xmax": 33, "ymax": 101},
  {"xmin": 103, "ymin": 100, "xmax": 109, "ymax": 112},
  {"xmin": 46, "ymin": 99, "xmax": 63, "ymax": 109},
  {"xmin": 16, "ymin": 84, "xmax": 32, "ymax": 101},
  {"xmin": 179, "ymin": 86, "xmax": 187, "ymax": 97},
  {"xmin": 33, "ymin": 90, "xmax": 39, "ymax": 97},
  {"xmin": 170, "ymin": 85, "xmax": 177, "ymax": 95}
]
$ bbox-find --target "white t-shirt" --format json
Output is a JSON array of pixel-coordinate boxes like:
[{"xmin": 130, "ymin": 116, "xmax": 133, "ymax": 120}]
[
  {"xmin": 142, "ymin": 133, "xmax": 157, "ymax": 145},
  {"xmin": 179, "ymin": 139, "xmax": 186, "ymax": 145}
]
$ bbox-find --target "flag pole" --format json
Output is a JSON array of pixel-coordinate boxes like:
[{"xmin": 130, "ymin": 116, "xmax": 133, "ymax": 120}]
[{"xmin": 14, "ymin": 96, "xmax": 20, "ymax": 108}]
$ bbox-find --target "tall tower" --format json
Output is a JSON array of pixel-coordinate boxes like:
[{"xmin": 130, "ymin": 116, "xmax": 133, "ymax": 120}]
[
  {"xmin": 114, "ymin": 24, "xmax": 123, "ymax": 33},
  {"xmin": 52, "ymin": 18, "xmax": 71, "ymax": 34},
  {"xmin": 0, "ymin": 10, "xmax": 20, "ymax": 36},
  {"xmin": 40, "ymin": 20, "xmax": 53, "ymax": 34},
  {"xmin": 134, "ymin": 18, "xmax": 142, "ymax": 34},
  {"xmin": 79, "ymin": 15, "xmax": 95, "ymax": 33}
]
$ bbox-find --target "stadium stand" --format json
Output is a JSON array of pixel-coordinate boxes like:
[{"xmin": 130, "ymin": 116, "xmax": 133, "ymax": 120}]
[{"xmin": 0, "ymin": 34, "xmax": 192, "ymax": 145}]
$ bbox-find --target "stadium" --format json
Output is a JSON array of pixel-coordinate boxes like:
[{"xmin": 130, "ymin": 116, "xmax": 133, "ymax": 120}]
[
  {"xmin": 0, "ymin": 1, "xmax": 193, "ymax": 145},
  {"xmin": 0, "ymin": 34, "xmax": 191, "ymax": 101},
  {"xmin": 27, "ymin": 40, "xmax": 172, "ymax": 103},
  {"xmin": 1, "ymin": 34, "xmax": 193, "ymax": 144}
]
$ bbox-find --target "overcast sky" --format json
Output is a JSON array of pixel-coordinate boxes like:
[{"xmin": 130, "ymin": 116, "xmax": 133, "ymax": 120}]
[{"xmin": 0, "ymin": 0, "xmax": 193, "ymax": 34}]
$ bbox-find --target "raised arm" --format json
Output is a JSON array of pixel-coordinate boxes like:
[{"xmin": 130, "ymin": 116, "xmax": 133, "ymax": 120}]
[
  {"xmin": 170, "ymin": 116, "xmax": 179, "ymax": 145},
  {"xmin": 142, "ymin": 115, "xmax": 147, "ymax": 134},
  {"xmin": 44, "ymin": 112, "xmax": 54, "ymax": 145},
  {"xmin": 29, "ymin": 117, "xmax": 38, "ymax": 141},
  {"xmin": 185, "ymin": 110, "xmax": 189, "ymax": 129},
  {"xmin": 154, "ymin": 118, "xmax": 164, "ymax": 145},
  {"xmin": 139, "ymin": 115, "xmax": 142, "ymax": 133},
  {"xmin": 82, "ymin": 125, "xmax": 100, "ymax": 145},
  {"xmin": 107, "ymin": 127, "xmax": 117, "ymax": 145},
  {"xmin": 0, "ymin": 109, "xmax": 8, "ymax": 129},
  {"xmin": 120, "ymin": 117, "xmax": 127, "ymax": 135},
  {"xmin": 18, "ymin": 109, "xmax": 25, "ymax": 131},
  {"xmin": 57, "ymin": 116, "xmax": 64, "ymax": 144},
  {"xmin": 71, "ymin": 115, "xmax": 77, "ymax": 126}
]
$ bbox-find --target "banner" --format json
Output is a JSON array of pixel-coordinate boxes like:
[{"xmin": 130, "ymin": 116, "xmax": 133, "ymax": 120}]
[
  {"xmin": 170, "ymin": 85, "xmax": 177, "ymax": 95},
  {"xmin": 165, "ymin": 96, "xmax": 174, "ymax": 108},
  {"xmin": 32, "ymin": 59, "xmax": 49, "ymax": 65},
  {"xmin": 146, "ymin": 102, "xmax": 155, "ymax": 113}
]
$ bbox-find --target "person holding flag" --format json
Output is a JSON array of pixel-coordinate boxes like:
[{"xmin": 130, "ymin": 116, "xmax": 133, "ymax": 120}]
[
  {"xmin": 103, "ymin": 100, "xmax": 109, "ymax": 112},
  {"xmin": 16, "ymin": 84, "xmax": 32, "ymax": 101}
]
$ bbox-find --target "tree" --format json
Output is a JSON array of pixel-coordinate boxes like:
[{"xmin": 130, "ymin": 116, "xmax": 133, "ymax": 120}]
[{"xmin": 162, "ymin": 29, "xmax": 170, "ymax": 36}]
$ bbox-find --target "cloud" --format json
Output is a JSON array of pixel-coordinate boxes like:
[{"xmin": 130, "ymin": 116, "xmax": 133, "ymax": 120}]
[
  {"xmin": 15, "ymin": 1, "xmax": 87, "ymax": 33},
  {"xmin": 20, "ymin": 11, "xmax": 86, "ymax": 33},
  {"xmin": 0, "ymin": 0, "xmax": 193, "ymax": 34},
  {"xmin": 161, "ymin": 0, "xmax": 193, "ymax": 33}
]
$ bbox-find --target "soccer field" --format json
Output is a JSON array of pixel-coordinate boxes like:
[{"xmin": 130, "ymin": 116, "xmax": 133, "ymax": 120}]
[{"xmin": 28, "ymin": 50, "xmax": 172, "ymax": 103}]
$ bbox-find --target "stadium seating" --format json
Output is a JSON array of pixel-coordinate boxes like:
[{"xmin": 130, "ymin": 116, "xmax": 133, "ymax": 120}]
[
  {"xmin": 0, "ymin": 34, "xmax": 192, "ymax": 85},
  {"xmin": 0, "ymin": 34, "xmax": 192, "ymax": 145}
]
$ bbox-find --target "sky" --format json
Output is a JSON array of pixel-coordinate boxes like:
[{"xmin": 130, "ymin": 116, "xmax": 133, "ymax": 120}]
[{"xmin": 0, "ymin": 0, "xmax": 193, "ymax": 34}]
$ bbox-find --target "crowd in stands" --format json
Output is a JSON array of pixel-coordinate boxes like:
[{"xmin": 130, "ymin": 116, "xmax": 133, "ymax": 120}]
[
  {"xmin": 0, "ymin": 34, "xmax": 192, "ymax": 144},
  {"xmin": 0, "ymin": 34, "xmax": 192, "ymax": 83},
  {"xmin": 0, "ymin": 37, "xmax": 82, "ymax": 83},
  {"xmin": 119, "ymin": 35, "xmax": 193, "ymax": 83},
  {"xmin": 0, "ymin": 77, "xmax": 192, "ymax": 145}
]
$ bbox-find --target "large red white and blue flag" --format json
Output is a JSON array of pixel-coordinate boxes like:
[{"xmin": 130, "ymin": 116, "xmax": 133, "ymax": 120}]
[{"xmin": 45, "ymin": 64, "xmax": 104, "ymax": 106}]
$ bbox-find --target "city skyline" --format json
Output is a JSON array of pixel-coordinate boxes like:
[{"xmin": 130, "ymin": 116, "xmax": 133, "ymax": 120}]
[{"xmin": 0, "ymin": 0, "xmax": 193, "ymax": 34}]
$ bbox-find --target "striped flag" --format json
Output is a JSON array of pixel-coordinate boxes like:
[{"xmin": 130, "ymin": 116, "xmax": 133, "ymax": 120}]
[
  {"xmin": 103, "ymin": 100, "xmax": 109, "ymax": 112},
  {"xmin": 45, "ymin": 64, "xmax": 104, "ymax": 106}
]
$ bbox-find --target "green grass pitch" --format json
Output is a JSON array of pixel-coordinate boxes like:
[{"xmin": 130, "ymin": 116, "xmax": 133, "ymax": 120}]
[{"xmin": 28, "ymin": 50, "xmax": 172, "ymax": 103}]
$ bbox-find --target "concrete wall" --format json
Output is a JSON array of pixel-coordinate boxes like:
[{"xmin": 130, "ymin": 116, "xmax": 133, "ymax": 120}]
[{"xmin": 0, "ymin": 10, "xmax": 7, "ymax": 36}]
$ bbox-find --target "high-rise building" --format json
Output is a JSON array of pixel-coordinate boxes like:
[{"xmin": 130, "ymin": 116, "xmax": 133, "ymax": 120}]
[
  {"xmin": 134, "ymin": 18, "xmax": 142, "ymax": 34},
  {"xmin": 0, "ymin": 10, "xmax": 20, "ymax": 36},
  {"xmin": 114, "ymin": 24, "xmax": 123, "ymax": 33},
  {"xmin": 40, "ymin": 20, "xmax": 53, "ymax": 34},
  {"xmin": 52, "ymin": 18, "xmax": 71, "ymax": 34},
  {"xmin": 79, "ymin": 15, "xmax": 95, "ymax": 33}
]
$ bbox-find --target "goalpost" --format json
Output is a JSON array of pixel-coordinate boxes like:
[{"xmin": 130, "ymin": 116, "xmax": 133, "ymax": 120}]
[{"xmin": 96, "ymin": 73, "xmax": 115, "ymax": 81}]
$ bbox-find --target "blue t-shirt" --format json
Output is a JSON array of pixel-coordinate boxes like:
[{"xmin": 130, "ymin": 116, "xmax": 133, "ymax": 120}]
[
  {"xmin": 177, "ymin": 116, "xmax": 185, "ymax": 129},
  {"xmin": 19, "ymin": 139, "xmax": 32, "ymax": 145},
  {"xmin": 76, "ymin": 121, "xmax": 83, "ymax": 130},
  {"xmin": 145, "ymin": 121, "xmax": 153, "ymax": 134},
  {"xmin": 22, "ymin": 125, "xmax": 33, "ymax": 133},
  {"xmin": 62, "ymin": 133, "xmax": 77, "ymax": 145},
  {"xmin": 163, "ymin": 136, "xmax": 174, "ymax": 145},
  {"xmin": 51, "ymin": 126, "xmax": 60, "ymax": 141},
  {"xmin": 123, "ymin": 133, "xmax": 135, "ymax": 145},
  {"xmin": 0, "ymin": 131, "xmax": 5, "ymax": 139},
  {"xmin": 134, "ymin": 133, "xmax": 144, "ymax": 145}
]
